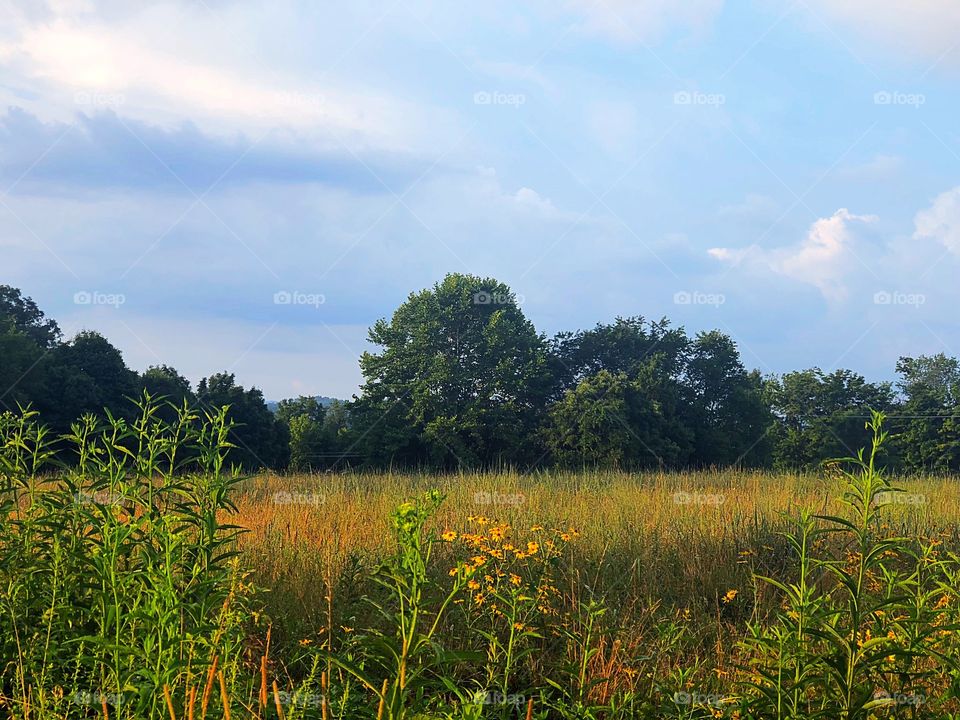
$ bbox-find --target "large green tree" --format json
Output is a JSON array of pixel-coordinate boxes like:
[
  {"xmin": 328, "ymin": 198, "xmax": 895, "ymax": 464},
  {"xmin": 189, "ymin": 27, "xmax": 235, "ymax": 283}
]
[
  {"xmin": 275, "ymin": 396, "xmax": 328, "ymax": 471},
  {"xmin": 0, "ymin": 286, "xmax": 60, "ymax": 414},
  {"xmin": 0, "ymin": 285, "xmax": 61, "ymax": 349},
  {"xmin": 683, "ymin": 331, "xmax": 772, "ymax": 467},
  {"xmin": 544, "ymin": 367, "xmax": 692, "ymax": 468},
  {"xmin": 354, "ymin": 274, "xmax": 552, "ymax": 468},
  {"xmin": 893, "ymin": 354, "xmax": 960, "ymax": 472},
  {"xmin": 44, "ymin": 331, "xmax": 139, "ymax": 429},
  {"xmin": 196, "ymin": 372, "xmax": 289, "ymax": 469},
  {"xmin": 767, "ymin": 368, "xmax": 894, "ymax": 469}
]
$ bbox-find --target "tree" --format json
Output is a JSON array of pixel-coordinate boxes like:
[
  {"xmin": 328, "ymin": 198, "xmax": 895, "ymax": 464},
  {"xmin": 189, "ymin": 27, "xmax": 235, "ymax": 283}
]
[
  {"xmin": 550, "ymin": 316, "xmax": 688, "ymax": 393},
  {"xmin": 44, "ymin": 331, "xmax": 138, "ymax": 429},
  {"xmin": 276, "ymin": 396, "xmax": 326, "ymax": 425},
  {"xmin": 683, "ymin": 331, "xmax": 772, "ymax": 467},
  {"xmin": 767, "ymin": 368, "xmax": 894, "ymax": 469},
  {"xmin": 0, "ymin": 286, "xmax": 60, "ymax": 414},
  {"xmin": 196, "ymin": 372, "xmax": 289, "ymax": 469},
  {"xmin": 0, "ymin": 285, "xmax": 61, "ymax": 349},
  {"xmin": 545, "ymin": 371, "xmax": 633, "ymax": 467},
  {"xmin": 140, "ymin": 364, "xmax": 193, "ymax": 401},
  {"xmin": 894, "ymin": 354, "xmax": 960, "ymax": 472},
  {"xmin": 354, "ymin": 274, "xmax": 553, "ymax": 468},
  {"xmin": 287, "ymin": 415, "xmax": 325, "ymax": 471},
  {"xmin": 0, "ymin": 328, "xmax": 47, "ymax": 413},
  {"xmin": 137, "ymin": 364, "xmax": 197, "ymax": 425},
  {"xmin": 544, "ymin": 368, "xmax": 691, "ymax": 468},
  {"xmin": 275, "ymin": 396, "xmax": 328, "ymax": 471}
]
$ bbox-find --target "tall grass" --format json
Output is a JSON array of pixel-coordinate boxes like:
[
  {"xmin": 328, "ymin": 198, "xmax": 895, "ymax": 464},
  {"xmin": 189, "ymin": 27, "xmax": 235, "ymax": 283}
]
[
  {"xmin": 3, "ymin": 402, "xmax": 960, "ymax": 718},
  {"xmin": 0, "ymin": 397, "xmax": 258, "ymax": 719}
]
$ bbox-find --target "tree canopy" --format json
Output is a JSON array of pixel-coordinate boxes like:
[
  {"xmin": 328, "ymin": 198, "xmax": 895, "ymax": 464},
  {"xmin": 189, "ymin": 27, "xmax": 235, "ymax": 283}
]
[{"xmin": 2, "ymin": 278, "xmax": 955, "ymax": 473}]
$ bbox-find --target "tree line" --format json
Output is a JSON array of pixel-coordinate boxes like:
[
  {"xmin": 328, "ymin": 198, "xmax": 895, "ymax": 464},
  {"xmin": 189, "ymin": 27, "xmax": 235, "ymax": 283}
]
[{"xmin": 2, "ymin": 275, "xmax": 958, "ymax": 473}]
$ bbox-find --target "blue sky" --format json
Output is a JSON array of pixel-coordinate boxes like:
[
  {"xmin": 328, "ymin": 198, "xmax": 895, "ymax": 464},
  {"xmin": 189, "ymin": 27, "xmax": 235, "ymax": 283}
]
[{"xmin": 3, "ymin": 0, "xmax": 960, "ymax": 399}]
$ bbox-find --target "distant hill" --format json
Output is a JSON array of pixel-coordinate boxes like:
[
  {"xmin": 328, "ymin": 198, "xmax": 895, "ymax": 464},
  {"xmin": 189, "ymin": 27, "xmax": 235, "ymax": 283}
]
[{"xmin": 267, "ymin": 396, "xmax": 342, "ymax": 413}]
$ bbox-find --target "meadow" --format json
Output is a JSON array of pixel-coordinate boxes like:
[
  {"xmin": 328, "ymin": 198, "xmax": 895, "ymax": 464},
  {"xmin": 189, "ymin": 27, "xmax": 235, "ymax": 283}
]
[{"xmin": 3, "ymin": 401, "xmax": 960, "ymax": 719}]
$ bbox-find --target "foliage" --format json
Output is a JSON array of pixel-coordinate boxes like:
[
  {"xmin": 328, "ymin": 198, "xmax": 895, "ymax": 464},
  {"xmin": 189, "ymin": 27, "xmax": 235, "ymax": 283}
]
[
  {"xmin": 766, "ymin": 369, "xmax": 894, "ymax": 470},
  {"xmin": 0, "ymin": 285, "xmax": 61, "ymax": 349},
  {"xmin": 894, "ymin": 354, "xmax": 960, "ymax": 472},
  {"xmin": 0, "ymin": 396, "xmax": 256, "ymax": 719},
  {"xmin": 353, "ymin": 274, "xmax": 553, "ymax": 469},
  {"xmin": 330, "ymin": 490, "xmax": 473, "ymax": 720},
  {"xmin": 4, "ymin": 402, "xmax": 960, "ymax": 718},
  {"xmin": 196, "ymin": 371, "xmax": 290, "ymax": 469},
  {"xmin": 9, "ymin": 280, "xmax": 960, "ymax": 475},
  {"xmin": 740, "ymin": 411, "xmax": 960, "ymax": 719}
]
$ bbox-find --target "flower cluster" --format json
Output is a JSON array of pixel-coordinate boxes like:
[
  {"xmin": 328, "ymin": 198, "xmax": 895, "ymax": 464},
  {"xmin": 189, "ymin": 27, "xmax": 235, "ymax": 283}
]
[{"xmin": 442, "ymin": 517, "xmax": 578, "ymax": 622}]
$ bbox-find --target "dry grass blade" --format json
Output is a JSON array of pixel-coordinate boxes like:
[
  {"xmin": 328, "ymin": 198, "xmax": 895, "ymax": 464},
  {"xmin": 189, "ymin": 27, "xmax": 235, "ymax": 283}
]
[
  {"xmin": 200, "ymin": 656, "xmax": 218, "ymax": 720},
  {"xmin": 217, "ymin": 672, "xmax": 230, "ymax": 720},
  {"xmin": 376, "ymin": 679, "xmax": 388, "ymax": 720},
  {"xmin": 163, "ymin": 684, "xmax": 177, "ymax": 720},
  {"xmin": 272, "ymin": 681, "xmax": 285, "ymax": 720}
]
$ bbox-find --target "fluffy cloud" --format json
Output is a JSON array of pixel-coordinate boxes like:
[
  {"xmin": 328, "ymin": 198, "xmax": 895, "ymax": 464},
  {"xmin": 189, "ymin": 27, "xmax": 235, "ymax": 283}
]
[
  {"xmin": 913, "ymin": 186, "xmax": 960, "ymax": 254},
  {"xmin": 0, "ymin": 108, "xmax": 430, "ymax": 195},
  {"xmin": 709, "ymin": 209, "xmax": 877, "ymax": 301},
  {"xmin": 0, "ymin": 6, "xmax": 460, "ymax": 152},
  {"xmin": 804, "ymin": 0, "xmax": 960, "ymax": 68}
]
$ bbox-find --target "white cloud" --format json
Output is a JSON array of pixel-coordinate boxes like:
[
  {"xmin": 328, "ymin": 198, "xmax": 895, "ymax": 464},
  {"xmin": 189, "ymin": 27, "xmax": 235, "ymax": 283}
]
[
  {"xmin": 513, "ymin": 186, "xmax": 559, "ymax": 215},
  {"xmin": 804, "ymin": 0, "xmax": 960, "ymax": 68},
  {"xmin": 913, "ymin": 186, "xmax": 960, "ymax": 254},
  {"xmin": 709, "ymin": 208, "xmax": 877, "ymax": 301},
  {"xmin": 0, "ymin": 8, "xmax": 459, "ymax": 152}
]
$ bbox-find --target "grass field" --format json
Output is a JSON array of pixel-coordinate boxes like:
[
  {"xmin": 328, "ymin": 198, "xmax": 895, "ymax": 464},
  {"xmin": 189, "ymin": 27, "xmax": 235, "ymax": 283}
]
[
  {"xmin": 233, "ymin": 466, "xmax": 960, "ymax": 717},
  {"xmin": 4, "ymin": 405, "xmax": 960, "ymax": 718}
]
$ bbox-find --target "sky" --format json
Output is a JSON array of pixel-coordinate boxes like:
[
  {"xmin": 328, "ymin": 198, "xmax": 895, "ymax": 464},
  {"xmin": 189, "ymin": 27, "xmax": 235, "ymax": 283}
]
[{"xmin": 3, "ymin": 0, "xmax": 960, "ymax": 400}]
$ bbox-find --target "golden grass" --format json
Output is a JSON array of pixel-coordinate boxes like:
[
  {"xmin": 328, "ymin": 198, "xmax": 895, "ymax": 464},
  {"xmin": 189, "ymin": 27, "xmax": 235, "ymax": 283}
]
[{"xmin": 232, "ymin": 469, "xmax": 960, "ymax": 644}]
